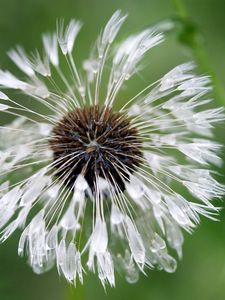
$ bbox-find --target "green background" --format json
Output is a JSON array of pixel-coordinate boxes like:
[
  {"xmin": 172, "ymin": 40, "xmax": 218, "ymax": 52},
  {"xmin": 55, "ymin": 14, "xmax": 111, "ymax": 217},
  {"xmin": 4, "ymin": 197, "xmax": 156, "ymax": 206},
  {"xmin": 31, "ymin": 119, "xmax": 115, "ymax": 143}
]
[{"xmin": 0, "ymin": 0, "xmax": 225, "ymax": 300}]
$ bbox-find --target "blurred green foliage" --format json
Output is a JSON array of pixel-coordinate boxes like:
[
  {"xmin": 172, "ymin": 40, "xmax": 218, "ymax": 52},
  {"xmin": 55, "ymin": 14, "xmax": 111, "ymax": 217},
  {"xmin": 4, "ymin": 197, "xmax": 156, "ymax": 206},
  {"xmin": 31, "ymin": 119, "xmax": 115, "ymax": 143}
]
[{"xmin": 0, "ymin": 0, "xmax": 224, "ymax": 300}]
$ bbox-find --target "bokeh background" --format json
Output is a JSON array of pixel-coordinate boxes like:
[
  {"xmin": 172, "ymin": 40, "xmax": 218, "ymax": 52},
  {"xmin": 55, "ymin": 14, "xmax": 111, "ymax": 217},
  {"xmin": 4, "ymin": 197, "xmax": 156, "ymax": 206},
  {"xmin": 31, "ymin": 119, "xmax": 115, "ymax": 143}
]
[{"xmin": 0, "ymin": 0, "xmax": 225, "ymax": 299}]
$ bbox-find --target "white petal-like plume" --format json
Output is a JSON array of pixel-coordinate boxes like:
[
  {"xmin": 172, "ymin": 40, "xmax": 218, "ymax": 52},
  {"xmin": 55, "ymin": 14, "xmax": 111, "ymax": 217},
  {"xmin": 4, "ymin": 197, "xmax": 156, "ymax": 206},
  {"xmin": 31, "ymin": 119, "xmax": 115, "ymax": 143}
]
[
  {"xmin": 57, "ymin": 19, "xmax": 82, "ymax": 55},
  {"xmin": 43, "ymin": 33, "xmax": 59, "ymax": 66},
  {"xmin": 0, "ymin": 91, "xmax": 9, "ymax": 100},
  {"xmin": 8, "ymin": 46, "xmax": 34, "ymax": 76}
]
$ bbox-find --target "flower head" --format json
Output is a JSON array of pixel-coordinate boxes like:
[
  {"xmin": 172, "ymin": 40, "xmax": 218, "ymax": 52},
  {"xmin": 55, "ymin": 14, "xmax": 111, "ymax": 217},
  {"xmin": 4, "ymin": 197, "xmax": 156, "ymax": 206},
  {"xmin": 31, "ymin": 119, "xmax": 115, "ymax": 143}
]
[{"xmin": 0, "ymin": 10, "xmax": 224, "ymax": 287}]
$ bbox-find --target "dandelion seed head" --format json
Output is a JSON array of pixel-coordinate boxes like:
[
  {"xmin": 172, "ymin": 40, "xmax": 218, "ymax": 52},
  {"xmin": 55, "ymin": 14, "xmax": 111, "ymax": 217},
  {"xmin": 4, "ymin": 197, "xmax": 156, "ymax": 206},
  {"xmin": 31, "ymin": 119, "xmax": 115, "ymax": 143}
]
[{"xmin": 0, "ymin": 10, "xmax": 224, "ymax": 287}]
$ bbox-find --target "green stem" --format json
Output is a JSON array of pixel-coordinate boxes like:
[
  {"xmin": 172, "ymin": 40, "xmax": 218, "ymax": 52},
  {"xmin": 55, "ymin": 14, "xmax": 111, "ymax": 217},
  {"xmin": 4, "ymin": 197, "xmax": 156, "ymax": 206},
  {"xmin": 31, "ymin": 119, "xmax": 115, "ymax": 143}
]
[
  {"xmin": 65, "ymin": 282, "xmax": 85, "ymax": 300},
  {"xmin": 171, "ymin": 0, "xmax": 225, "ymax": 105},
  {"xmin": 172, "ymin": 0, "xmax": 188, "ymax": 18}
]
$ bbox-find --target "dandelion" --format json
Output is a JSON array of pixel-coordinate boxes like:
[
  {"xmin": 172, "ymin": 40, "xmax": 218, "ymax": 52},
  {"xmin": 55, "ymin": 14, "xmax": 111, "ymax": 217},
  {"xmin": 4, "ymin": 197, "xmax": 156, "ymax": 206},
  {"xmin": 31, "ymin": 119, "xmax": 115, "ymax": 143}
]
[{"xmin": 0, "ymin": 10, "xmax": 224, "ymax": 287}]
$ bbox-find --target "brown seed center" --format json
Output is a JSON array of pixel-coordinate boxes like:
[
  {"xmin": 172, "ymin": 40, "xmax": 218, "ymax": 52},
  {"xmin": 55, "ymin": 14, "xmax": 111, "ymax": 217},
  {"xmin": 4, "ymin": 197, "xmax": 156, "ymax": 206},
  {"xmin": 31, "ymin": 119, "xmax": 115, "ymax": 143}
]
[{"xmin": 49, "ymin": 105, "xmax": 142, "ymax": 192}]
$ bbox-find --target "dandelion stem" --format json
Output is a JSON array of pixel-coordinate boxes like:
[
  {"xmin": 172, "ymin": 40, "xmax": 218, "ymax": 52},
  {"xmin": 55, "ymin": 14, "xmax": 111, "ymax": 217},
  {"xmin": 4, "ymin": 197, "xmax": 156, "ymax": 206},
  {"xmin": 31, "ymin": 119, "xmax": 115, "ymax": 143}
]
[
  {"xmin": 171, "ymin": 0, "xmax": 225, "ymax": 105},
  {"xmin": 65, "ymin": 282, "xmax": 84, "ymax": 300}
]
